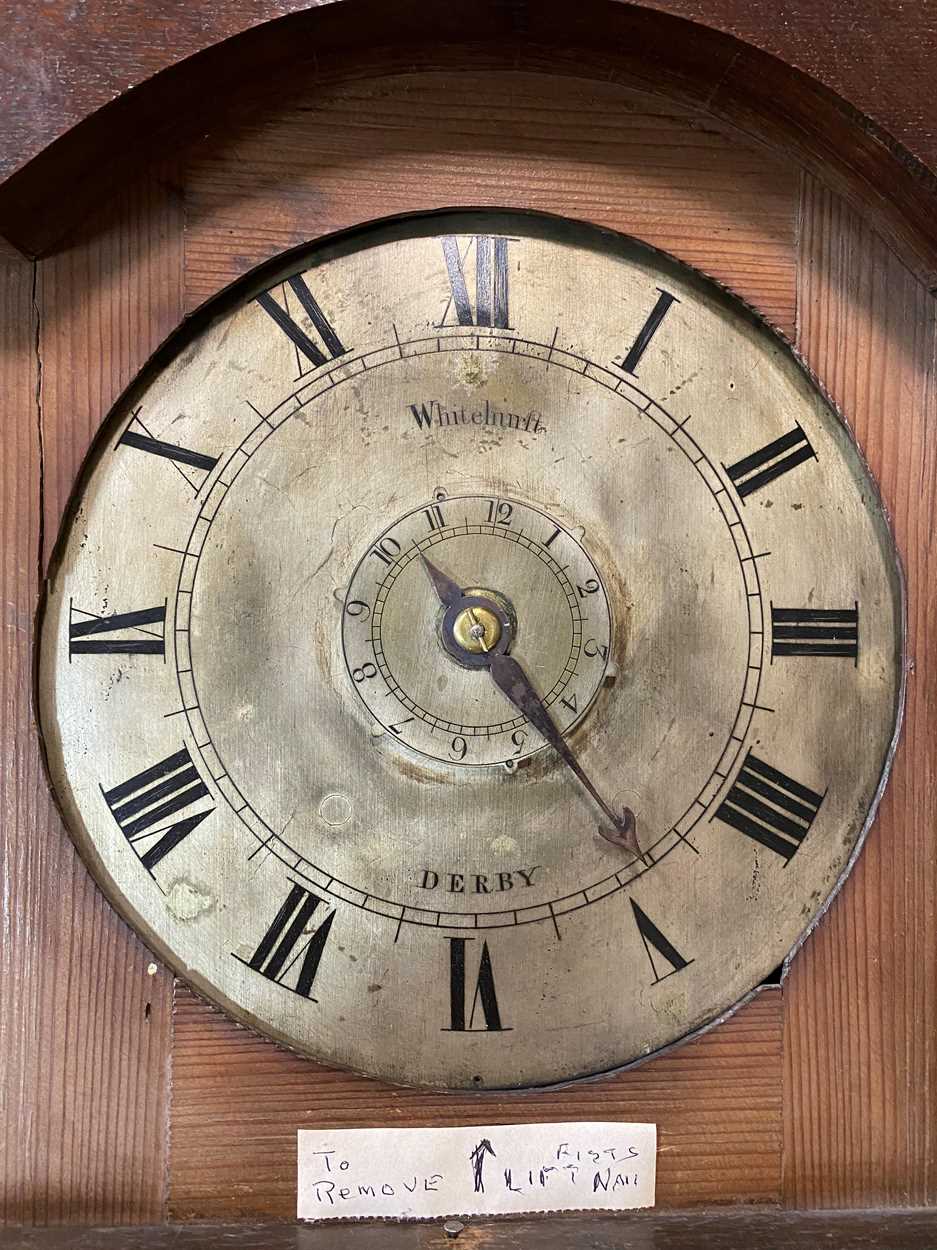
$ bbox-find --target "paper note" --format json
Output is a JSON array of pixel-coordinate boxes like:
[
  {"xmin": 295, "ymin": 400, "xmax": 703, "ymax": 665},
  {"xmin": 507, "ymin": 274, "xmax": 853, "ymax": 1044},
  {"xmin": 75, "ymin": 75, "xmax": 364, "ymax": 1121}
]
[{"xmin": 297, "ymin": 1121, "xmax": 656, "ymax": 1220}]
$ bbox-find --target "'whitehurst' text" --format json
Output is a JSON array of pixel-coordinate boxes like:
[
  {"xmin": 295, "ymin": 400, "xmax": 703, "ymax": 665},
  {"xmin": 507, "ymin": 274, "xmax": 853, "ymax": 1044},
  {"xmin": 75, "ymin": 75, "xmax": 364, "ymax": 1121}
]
[{"xmin": 409, "ymin": 399, "xmax": 546, "ymax": 435}]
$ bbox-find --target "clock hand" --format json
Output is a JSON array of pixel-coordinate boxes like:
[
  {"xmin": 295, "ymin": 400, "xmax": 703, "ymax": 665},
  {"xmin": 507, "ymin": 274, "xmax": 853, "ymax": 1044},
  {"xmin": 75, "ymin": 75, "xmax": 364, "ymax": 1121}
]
[
  {"xmin": 419, "ymin": 546, "xmax": 636, "ymax": 852},
  {"xmin": 418, "ymin": 547, "xmax": 463, "ymax": 608},
  {"xmin": 488, "ymin": 651, "xmax": 643, "ymax": 859}
]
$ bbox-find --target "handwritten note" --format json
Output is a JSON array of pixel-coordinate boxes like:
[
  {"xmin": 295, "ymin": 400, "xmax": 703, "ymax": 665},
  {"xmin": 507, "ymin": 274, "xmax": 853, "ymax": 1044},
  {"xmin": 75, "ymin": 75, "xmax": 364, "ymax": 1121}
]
[{"xmin": 297, "ymin": 1121, "xmax": 656, "ymax": 1220}]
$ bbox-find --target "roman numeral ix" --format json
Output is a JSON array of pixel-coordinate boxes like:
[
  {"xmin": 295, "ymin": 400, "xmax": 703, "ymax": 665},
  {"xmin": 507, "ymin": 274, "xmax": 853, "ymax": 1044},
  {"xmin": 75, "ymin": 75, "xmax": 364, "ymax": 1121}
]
[
  {"xmin": 715, "ymin": 751, "xmax": 825, "ymax": 862},
  {"xmin": 444, "ymin": 937, "xmax": 508, "ymax": 1032},
  {"xmin": 102, "ymin": 745, "xmax": 212, "ymax": 871},
  {"xmin": 238, "ymin": 882, "xmax": 335, "ymax": 999},
  {"xmin": 256, "ymin": 274, "xmax": 348, "ymax": 372},
  {"xmin": 771, "ymin": 604, "xmax": 859, "ymax": 661},
  {"xmin": 724, "ymin": 423, "xmax": 816, "ymax": 499},
  {"xmin": 439, "ymin": 235, "xmax": 510, "ymax": 329},
  {"xmin": 118, "ymin": 411, "xmax": 218, "ymax": 493},
  {"xmin": 69, "ymin": 600, "xmax": 166, "ymax": 657}
]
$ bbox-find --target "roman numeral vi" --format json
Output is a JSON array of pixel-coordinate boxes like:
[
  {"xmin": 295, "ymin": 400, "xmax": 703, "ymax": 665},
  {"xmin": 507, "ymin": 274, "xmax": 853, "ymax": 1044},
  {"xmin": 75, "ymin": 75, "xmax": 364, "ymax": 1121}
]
[{"xmin": 444, "ymin": 937, "xmax": 508, "ymax": 1032}]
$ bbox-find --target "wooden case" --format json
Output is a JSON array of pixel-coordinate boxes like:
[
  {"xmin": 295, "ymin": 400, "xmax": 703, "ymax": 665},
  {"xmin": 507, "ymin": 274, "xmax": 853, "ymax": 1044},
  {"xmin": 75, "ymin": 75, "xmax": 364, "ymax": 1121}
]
[{"xmin": 1, "ymin": 0, "xmax": 936, "ymax": 1235}]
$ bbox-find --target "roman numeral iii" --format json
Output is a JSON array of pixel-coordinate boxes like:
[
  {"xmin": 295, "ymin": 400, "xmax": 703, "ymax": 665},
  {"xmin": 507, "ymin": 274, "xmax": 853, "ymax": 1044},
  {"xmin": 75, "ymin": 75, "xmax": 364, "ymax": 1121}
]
[
  {"xmin": 238, "ymin": 882, "xmax": 335, "ymax": 999},
  {"xmin": 439, "ymin": 235, "xmax": 510, "ymax": 328},
  {"xmin": 69, "ymin": 601, "xmax": 166, "ymax": 657},
  {"xmin": 256, "ymin": 274, "xmax": 348, "ymax": 371},
  {"xmin": 102, "ymin": 745, "xmax": 212, "ymax": 871},
  {"xmin": 715, "ymin": 751, "xmax": 825, "ymax": 862},
  {"xmin": 444, "ymin": 937, "xmax": 508, "ymax": 1032},
  {"xmin": 771, "ymin": 604, "xmax": 859, "ymax": 661},
  {"xmin": 724, "ymin": 423, "xmax": 816, "ymax": 499}
]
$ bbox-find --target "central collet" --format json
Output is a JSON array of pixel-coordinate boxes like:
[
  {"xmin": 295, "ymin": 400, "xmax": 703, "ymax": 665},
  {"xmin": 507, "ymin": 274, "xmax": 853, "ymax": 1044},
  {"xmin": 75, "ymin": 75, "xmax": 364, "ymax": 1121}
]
[{"xmin": 452, "ymin": 603, "xmax": 503, "ymax": 653}]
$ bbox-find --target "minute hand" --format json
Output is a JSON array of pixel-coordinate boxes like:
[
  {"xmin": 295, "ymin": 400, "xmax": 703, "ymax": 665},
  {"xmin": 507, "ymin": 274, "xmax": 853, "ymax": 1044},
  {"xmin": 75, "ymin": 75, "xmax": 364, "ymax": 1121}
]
[{"xmin": 488, "ymin": 652, "xmax": 642, "ymax": 857}]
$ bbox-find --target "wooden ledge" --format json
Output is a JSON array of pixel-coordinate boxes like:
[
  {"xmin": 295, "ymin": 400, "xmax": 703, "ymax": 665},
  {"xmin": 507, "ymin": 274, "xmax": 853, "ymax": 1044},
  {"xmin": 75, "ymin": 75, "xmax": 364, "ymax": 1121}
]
[{"xmin": 4, "ymin": 1211, "xmax": 937, "ymax": 1249}]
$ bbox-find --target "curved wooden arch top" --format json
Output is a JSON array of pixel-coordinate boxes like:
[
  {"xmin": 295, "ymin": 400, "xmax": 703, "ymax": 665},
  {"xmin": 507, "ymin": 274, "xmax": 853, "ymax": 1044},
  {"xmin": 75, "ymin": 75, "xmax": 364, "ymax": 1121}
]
[{"xmin": 3, "ymin": 0, "xmax": 937, "ymax": 287}]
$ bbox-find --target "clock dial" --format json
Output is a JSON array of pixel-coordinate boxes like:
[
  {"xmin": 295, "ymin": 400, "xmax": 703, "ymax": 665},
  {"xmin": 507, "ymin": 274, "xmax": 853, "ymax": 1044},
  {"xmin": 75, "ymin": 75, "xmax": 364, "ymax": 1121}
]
[
  {"xmin": 342, "ymin": 495, "xmax": 613, "ymax": 768},
  {"xmin": 39, "ymin": 211, "xmax": 903, "ymax": 1089}
]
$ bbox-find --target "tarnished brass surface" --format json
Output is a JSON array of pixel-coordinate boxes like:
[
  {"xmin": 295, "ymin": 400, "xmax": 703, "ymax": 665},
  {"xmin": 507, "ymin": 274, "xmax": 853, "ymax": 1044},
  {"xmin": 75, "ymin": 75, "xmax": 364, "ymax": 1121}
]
[
  {"xmin": 38, "ymin": 211, "xmax": 902, "ymax": 1089},
  {"xmin": 453, "ymin": 604, "xmax": 502, "ymax": 654}
]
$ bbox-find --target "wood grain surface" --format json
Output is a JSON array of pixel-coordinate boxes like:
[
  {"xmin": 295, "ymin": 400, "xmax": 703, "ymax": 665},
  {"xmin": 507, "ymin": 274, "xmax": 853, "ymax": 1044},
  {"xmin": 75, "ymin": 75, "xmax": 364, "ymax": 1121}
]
[
  {"xmin": 7, "ymin": 1208, "xmax": 937, "ymax": 1250},
  {"xmin": 1, "ymin": 31, "xmax": 936, "ymax": 1230},
  {"xmin": 1, "ymin": 0, "xmax": 936, "ymax": 182},
  {"xmin": 169, "ymin": 987, "xmax": 782, "ymax": 1220},
  {"xmin": 0, "ymin": 178, "xmax": 184, "ymax": 1224},
  {"xmin": 782, "ymin": 178, "xmax": 937, "ymax": 1208},
  {"xmin": 3, "ymin": 1, "xmax": 937, "ymax": 289},
  {"xmin": 182, "ymin": 72, "xmax": 798, "ymax": 333}
]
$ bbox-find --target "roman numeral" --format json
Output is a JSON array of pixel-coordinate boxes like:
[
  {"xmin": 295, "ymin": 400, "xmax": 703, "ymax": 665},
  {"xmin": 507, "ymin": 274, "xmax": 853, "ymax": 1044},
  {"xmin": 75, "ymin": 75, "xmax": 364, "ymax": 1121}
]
[
  {"xmin": 618, "ymin": 288, "xmax": 678, "ymax": 375},
  {"xmin": 724, "ymin": 423, "xmax": 817, "ymax": 499},
  {"xmin": 715, "ymin": 751, "xmax": 825, "ymax": 862},
  {"xmin": 444, "ymin": 937, "xmax": 507, "ymax": 1032},
  {"xmin": 102, "ymin": 745, "xmax": 212, "ymax": 871},
  {"xmin": 239, "ymin": 882, "xmax": 335, "ymax": 999},
  {"xmin": 118, "ymin": 412, "xmax": 218, "ymax": 492},
  {"xmin": 630, "ymin": 900, "xmax": 691, "ymax": 983},
  {"xmin": 69, "ymin": 600, "xmax": 166, "ymax": 657},
  {"xmin": 256, "ymin": 274, "xmax": 348, "ymax": 372},
  {"xmin": 423, "ymin": 502, "xmax": 447, "ymax": 530},
  {"xmin": 771, "ymin": 604, "xmax": 859, "ymax": 661},
  {"xmin": 439, "ymin": 235, "xmax": 510, "ymax": 328}
]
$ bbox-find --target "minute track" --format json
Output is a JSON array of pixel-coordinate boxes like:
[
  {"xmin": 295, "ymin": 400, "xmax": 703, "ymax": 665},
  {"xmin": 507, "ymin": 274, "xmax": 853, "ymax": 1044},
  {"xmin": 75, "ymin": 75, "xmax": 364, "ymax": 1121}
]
[
  {"xmin": 363, "ymin": 518, "xmax": 587, "ymax": 744},
  {"xmin": 164, "ymin": 332, "xmax": 767, "ymax": 932}
]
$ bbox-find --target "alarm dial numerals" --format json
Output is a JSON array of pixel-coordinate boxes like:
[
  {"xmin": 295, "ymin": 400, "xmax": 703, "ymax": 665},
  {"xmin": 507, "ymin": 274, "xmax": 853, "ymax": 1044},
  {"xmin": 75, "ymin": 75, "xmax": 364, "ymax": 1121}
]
[
  {"xmin": 341, "ymin": 495, "xmax": 612, "ymax": 767},
  {"xmin": 39, "ymin": 211, "xmax": 902, "ymax": 1090}
]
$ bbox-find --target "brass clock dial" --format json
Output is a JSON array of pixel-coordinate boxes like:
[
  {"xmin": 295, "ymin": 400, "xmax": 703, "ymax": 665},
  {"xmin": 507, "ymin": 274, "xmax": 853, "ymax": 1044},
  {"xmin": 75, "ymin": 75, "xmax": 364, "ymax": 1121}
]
[
  {"xmin": 342, "ymin": 495, "xmax": 613, "ymax": 768},
  {"xmin": 39, "ymin": 210, "xmax": 903, "ymax": 1090}
]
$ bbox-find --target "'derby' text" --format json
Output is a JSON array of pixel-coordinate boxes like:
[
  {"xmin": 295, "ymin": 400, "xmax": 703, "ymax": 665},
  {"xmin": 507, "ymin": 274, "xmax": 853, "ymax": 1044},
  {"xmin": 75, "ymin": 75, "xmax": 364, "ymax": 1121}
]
[{"xmin": 418, "ymin": 867, "xmax": 540, "ymax": 894}]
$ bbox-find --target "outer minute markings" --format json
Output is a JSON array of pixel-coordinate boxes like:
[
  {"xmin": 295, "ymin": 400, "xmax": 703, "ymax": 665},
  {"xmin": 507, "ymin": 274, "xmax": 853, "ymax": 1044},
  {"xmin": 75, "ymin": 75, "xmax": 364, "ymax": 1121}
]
[{"xmin": 165, "ymin": 329, "xmax": 766, "ymax": 932}]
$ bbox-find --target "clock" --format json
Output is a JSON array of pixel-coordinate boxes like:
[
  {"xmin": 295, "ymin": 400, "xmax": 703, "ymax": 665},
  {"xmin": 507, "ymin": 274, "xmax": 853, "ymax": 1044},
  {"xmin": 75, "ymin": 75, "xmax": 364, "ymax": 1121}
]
[{"xmin": 38, "ymin": 208, "xmax": 902, "ymax": 1091}]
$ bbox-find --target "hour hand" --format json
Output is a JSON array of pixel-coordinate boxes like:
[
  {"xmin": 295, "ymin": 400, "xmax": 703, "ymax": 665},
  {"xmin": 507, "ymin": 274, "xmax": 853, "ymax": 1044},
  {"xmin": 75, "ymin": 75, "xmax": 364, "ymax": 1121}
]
[{"xmin": 418, "ymin": 548, "xmax": 463, "ymax": 608}]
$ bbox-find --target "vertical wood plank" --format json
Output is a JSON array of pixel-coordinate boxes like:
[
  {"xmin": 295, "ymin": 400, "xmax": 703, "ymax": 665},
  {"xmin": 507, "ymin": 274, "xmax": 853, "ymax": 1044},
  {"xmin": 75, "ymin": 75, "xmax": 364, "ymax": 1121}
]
[
  {"xmin": 0, "ymin": 253, "xmax": 43, "ymax": 1221},
  {"xmin": 784, "ymin": 176, "xmax": 937, "ymax": 1207},
  {"xmin": 0, "ymin": 174, "xmax": 185, "ymax": 1225}
]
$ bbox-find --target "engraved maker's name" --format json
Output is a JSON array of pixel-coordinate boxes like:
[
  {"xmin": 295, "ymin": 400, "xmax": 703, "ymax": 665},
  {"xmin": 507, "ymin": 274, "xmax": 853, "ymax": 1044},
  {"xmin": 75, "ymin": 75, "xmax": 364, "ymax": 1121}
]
[{"xmin": 409, "ymin": 399, "xmax": 546, "ymax": 435}]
